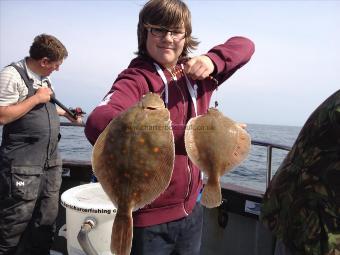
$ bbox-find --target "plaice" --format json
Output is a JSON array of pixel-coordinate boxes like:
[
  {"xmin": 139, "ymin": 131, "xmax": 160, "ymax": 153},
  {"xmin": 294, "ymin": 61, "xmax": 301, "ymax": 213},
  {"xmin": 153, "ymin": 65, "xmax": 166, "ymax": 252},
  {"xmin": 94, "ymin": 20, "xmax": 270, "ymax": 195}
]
[
  {"xmin": 185, "ymin": 108, "xmax": 251, "ymax": 208},
  {"xmin": 92, "ymin": 92, "xmax": 175, "ymax": 255}
]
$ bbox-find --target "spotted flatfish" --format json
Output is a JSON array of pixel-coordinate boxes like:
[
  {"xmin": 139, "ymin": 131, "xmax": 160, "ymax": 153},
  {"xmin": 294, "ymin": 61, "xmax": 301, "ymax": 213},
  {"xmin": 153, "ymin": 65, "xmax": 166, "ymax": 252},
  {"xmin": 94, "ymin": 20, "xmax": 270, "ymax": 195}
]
[
  {"xmin": 92, "ymin": 93, "xmax": 175, "ymax": 255},
  {"xmin": 185, "ymin": 108, "xmax": 251, "ymax": 208}
]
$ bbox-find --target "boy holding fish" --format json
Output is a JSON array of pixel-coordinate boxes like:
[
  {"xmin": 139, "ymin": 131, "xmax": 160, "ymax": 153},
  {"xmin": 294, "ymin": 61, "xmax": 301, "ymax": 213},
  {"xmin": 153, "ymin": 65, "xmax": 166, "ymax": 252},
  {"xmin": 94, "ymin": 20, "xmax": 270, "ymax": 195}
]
[{"xmin": 85, "ymin": 0, "xmax": 255, "ymax": 254}]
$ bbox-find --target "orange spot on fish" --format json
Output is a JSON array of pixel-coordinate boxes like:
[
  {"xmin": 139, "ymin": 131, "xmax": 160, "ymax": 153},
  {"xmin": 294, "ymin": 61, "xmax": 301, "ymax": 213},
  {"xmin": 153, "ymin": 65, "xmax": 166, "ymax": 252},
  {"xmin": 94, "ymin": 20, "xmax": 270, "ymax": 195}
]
[
  {"xmin": 144, "ymin": 172, "xmax": 149, "ymax": 177},
  {"xmin": 139, "ymin": 138, "xmax": 145, "ymax": 144},
  {"xmin": 153, "ymin": 147, "xmax": 160, "ymax": 153}
]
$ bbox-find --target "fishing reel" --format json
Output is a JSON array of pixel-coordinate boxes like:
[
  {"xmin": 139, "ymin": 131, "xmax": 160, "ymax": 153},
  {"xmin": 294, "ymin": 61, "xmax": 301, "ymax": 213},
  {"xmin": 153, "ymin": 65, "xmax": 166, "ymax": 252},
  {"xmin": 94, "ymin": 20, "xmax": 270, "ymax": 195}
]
[{"xmin": 69, "ymin": 107, "xmax": 86, "ymax": 117}]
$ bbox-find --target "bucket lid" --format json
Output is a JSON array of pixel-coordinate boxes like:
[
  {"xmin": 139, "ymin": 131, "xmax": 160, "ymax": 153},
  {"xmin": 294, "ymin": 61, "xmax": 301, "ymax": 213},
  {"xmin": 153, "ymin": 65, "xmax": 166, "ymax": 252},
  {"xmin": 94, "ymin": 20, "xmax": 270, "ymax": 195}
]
[{"xmin": 61, "ymin": 183, "xmax": 116, "ymax": 212}]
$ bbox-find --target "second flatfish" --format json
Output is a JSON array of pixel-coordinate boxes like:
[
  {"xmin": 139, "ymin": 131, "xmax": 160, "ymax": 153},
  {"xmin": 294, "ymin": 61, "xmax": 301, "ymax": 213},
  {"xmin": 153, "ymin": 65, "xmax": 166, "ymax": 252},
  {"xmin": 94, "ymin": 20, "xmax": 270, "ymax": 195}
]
[{"xmin": 185, "ymin": 108, "xmax": 251, "ymax": 208}]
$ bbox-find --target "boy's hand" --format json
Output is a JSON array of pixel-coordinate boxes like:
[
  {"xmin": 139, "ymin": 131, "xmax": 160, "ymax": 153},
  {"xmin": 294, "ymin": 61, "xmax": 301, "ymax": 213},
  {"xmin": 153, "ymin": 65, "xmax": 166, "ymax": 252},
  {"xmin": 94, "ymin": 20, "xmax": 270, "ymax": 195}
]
[{"xmin": 183, "ymin": 55, "xmax": 215, "ymax": 80}]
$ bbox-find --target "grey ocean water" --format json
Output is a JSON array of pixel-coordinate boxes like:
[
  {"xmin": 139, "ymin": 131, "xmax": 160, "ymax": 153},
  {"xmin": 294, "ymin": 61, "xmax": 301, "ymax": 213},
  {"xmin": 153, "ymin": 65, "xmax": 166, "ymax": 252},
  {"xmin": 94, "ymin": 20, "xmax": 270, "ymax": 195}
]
[{"xmin": 0, "ymin": 123, "xmax": 301, "ymax": 192}]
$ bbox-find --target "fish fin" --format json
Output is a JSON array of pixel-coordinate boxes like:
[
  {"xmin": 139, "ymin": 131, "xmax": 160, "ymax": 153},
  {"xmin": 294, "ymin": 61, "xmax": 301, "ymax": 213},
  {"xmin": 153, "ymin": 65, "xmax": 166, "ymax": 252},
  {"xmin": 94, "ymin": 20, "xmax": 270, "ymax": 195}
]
[
  {"xmin": 200, "ymin": 182, "xmax": 222, "ymax": 208},
  {"xmin": 111, "ymin": 212, "xmax": 133, "ymax": 255}
]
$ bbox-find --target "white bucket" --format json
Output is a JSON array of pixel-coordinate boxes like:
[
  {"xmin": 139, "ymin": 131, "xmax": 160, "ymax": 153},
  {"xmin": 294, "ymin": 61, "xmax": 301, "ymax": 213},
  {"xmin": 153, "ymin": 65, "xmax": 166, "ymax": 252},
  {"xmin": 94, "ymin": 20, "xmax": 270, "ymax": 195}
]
[{"xmin": 61, "ymin": 183, "xmax": 117, "ymax": 255}]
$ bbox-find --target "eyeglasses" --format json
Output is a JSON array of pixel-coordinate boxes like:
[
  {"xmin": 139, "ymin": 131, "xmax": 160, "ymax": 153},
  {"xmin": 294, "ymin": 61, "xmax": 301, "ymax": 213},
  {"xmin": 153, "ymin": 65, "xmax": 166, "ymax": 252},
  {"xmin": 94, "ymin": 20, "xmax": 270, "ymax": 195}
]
[{"xmin": 146, "ymin": 25, "xmax": 186, "ymax": 41}]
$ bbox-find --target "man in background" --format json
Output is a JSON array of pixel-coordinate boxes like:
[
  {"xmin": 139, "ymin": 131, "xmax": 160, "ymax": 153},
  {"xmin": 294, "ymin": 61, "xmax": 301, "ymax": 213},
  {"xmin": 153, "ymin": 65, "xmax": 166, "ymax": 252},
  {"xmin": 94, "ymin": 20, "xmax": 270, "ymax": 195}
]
[{"xmin": 0, "ymin": 34, "xmax": 82, "ymax": 255}]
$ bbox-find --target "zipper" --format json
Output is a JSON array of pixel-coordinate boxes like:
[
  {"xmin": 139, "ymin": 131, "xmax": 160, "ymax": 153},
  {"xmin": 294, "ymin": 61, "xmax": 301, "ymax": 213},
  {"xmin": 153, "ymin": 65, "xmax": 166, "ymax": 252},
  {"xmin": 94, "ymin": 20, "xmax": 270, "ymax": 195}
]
[
  {"xmin": 167, "ymin": 68, "xmax": 187, "ymax": 124},
  {"xmin": 175, "ymin": 83, "xmax": 187, "ymax": 124},
  {"xmin": 40, "ymin": 78, "xmax": 51, "ymax": 166},
  {"xmin": 45, "ymin": 103, "xmax": 51, "ymax": 165},
  {"xmin": 183, "ymin": 157, "xmax": 192, "ymax": 215},
  {"xmin": 168, "ymin": 68, "xmax": 191, "ymax": 215}
]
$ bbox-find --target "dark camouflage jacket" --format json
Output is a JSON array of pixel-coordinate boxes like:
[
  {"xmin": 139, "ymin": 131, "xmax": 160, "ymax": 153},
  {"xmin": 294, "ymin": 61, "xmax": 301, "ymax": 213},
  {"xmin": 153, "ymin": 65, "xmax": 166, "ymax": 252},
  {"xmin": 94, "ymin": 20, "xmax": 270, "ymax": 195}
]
[{"xmin": 260, "ymin": 90, "xmax": 340, "ymax": 255}]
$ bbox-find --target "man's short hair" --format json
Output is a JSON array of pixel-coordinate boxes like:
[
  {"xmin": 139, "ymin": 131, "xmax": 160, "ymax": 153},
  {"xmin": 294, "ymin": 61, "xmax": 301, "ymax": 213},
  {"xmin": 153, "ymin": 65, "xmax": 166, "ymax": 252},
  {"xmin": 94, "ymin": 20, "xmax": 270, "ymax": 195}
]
[{"xmin": 29, "ymin": 34, "xmax": 68, "ymax": 61}]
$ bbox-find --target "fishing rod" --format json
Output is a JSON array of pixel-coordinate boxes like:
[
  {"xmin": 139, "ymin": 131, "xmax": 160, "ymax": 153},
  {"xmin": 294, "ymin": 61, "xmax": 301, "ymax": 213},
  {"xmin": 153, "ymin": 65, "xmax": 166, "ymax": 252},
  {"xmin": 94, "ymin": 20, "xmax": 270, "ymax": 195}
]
[
  {"xmin": 10, "ymin": 64, "xmax": 84, "ymax": 119},
  {"xmin": 50, "ymin": 95, "xmax": 85, "ymax": 120}
]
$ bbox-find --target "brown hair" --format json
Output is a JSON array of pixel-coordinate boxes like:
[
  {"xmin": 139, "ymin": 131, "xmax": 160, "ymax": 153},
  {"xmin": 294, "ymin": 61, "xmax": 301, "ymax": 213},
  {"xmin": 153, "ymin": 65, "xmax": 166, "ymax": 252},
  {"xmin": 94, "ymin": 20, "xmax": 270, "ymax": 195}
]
[
  {"xmin": 29, "ymin": 34, "xmax": 68, "ymax": 61},
  {"xmin": 137, "ymin": 0, "xmax": 199, "ymax": 59}
]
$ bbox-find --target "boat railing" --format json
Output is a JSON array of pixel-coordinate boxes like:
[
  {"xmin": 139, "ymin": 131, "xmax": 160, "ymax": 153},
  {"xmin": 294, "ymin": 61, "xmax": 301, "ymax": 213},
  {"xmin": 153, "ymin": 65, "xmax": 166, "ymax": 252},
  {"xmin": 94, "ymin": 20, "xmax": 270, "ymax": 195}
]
[
  {"xmin": 60, "ymin": 122, "xmax": 292, "ymax": 189},
  {"xmin": 251, "ymin": 140, "xmax": 291, "ymax": 188}
]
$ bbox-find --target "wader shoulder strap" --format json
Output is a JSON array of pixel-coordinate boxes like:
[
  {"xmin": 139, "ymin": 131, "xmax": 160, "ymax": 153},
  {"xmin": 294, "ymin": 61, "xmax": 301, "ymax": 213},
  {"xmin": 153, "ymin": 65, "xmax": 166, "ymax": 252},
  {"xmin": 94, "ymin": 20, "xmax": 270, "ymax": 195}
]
[{"xmin": 10, "ymin": 63, "xmax": 35, "ymax": 97}]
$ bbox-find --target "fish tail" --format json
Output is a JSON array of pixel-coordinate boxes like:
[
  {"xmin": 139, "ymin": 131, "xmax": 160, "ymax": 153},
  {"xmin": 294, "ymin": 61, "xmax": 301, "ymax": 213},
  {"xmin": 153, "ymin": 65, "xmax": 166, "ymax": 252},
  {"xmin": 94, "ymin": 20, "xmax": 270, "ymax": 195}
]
[
  {"xmin": 200, "ymin": 181, "xmax": 222, "ymax": 208},
  {"xmin": 111, "ymin": 212, "xmax": 133, "ymax": 255}
]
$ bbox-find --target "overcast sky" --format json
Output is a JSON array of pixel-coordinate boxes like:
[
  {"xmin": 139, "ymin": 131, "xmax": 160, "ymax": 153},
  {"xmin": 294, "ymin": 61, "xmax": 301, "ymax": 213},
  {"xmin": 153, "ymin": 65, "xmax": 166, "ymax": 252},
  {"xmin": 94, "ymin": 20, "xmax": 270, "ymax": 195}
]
[{"xmin": 1, "ymin": 0, "xmax": 339, "ymax": 126}]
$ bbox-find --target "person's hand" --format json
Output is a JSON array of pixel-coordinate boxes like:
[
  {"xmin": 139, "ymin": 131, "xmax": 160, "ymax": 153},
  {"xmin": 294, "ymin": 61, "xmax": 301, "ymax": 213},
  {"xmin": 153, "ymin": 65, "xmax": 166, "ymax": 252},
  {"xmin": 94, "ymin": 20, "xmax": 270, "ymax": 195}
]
[
  {"xmin": 64, "ymin": 111, "xmax": 84, "ymax": 125},
  {"xmin": 183, "ymin": 55, "xmax": 215, "ymax": 80},
  {"xmin": 57, "ymin": 107, "xmax": 84, "ymax": 125},
  {"xmin": 35, "ymin": 87, "xmax": 52, "ymax": 104},
  {"xmin": 72, "ymin": 116, "xmax": 84, "ymax": 125}
]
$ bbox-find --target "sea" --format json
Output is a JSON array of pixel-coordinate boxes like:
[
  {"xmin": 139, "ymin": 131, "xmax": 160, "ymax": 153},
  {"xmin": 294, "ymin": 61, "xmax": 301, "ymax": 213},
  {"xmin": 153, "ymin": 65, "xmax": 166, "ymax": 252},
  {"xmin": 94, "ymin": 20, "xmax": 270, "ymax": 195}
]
[{"xmin": 0, "ymin": 123, "xmax": 301, "ymax": 193}]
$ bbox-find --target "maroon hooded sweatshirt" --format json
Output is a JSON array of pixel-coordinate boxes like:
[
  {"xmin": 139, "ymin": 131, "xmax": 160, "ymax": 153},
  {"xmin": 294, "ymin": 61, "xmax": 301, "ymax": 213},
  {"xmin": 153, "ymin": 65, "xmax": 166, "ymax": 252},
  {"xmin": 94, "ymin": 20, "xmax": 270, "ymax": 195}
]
[{"xmin": 84, "ymin": 36, "xmax": 255, "ymax": 227}]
